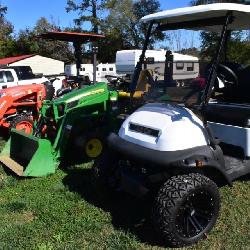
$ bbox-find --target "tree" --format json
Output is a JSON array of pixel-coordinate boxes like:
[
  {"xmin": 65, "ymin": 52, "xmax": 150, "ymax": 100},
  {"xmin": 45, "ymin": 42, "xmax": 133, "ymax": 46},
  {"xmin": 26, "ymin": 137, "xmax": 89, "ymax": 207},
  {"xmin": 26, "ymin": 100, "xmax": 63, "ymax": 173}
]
[
  {"xmin": 66, "ymin": 0, "xmax": 106, "ymax": 33},
  {"xmin": 104, "ymin": 0, "xmax": 164, "ymax": 48},
  {"xmin": 9, "ymin": 18, "xmax": 74, "ymax": 62},
  {"xmin": 0, "ymin": 3, "xmax": 14, "ymax": 58},
  {"xmin": 98, "ymin": 0, "xmax": 165, "ymax": 62},
  {"xmin": 191, "ymin": 0, "xmax": 250, "ymax": 63}
]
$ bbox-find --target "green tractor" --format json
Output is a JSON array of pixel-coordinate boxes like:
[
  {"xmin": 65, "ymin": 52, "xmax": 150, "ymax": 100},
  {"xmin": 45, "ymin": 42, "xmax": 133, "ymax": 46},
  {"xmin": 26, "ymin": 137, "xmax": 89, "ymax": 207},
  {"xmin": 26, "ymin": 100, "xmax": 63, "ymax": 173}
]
[
  {"xmin": 0, "ymin": 82, "xmax": 119, "ymax": 177},
  {"xmin": 0, "ymin": 66, "xmax": 153, "ymax": 177}
]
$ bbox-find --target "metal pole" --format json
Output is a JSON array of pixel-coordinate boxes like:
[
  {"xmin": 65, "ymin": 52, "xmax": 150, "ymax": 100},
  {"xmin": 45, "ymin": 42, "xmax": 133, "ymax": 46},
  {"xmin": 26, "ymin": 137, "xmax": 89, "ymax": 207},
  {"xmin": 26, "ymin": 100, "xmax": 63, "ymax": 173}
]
[
  {"xmin": 92, "ymin": 46, "xmax": 98, "ymax": 85},
  {"xmin": 200, "ymin": 11, "xmax": 233, "ymax": 107},
  {"xmin": 73, "ymin": 41, "xmax": 82, "ymax": 77},
  {"xmin": 130, "ymin": 21, "xmax": 154, "ymax": 92}
]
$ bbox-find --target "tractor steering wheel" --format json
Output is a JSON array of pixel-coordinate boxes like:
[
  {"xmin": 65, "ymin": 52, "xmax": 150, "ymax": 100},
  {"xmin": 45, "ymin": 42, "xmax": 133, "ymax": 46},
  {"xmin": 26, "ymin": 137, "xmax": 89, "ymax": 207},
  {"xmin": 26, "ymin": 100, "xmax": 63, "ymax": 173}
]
[{"xmin": 217, "ymin": 64, "xmax": 239, "ymax": 87}]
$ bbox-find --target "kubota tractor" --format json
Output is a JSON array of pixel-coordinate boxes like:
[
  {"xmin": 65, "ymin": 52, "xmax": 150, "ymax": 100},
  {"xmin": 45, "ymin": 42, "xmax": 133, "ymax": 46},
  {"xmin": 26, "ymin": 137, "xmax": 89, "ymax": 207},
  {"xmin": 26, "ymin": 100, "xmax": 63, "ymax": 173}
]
[{"xmin": 0, "ymin": 83, "xmax": 54, "ymax": 134}]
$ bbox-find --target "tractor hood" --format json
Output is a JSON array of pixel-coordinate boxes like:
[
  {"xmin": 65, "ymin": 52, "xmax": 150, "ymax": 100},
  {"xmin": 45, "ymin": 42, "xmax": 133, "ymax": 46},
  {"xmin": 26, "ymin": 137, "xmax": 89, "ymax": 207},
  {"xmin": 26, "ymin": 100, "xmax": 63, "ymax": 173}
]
[
  {"xmin": 53, "ymin": 82, "xmax": 108, "ymax": 105},
  {"xmin": 119, "ymin": 103, "xmax": 209, "ymax": 151}
]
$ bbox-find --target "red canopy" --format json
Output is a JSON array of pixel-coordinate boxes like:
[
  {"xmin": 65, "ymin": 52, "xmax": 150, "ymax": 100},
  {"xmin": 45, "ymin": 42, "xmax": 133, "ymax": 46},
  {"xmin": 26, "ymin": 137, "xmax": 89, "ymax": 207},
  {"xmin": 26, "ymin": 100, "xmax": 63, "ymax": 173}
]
[{"xmin": 38, "ymin": 31, "xmax": 105, "ymax": 43}]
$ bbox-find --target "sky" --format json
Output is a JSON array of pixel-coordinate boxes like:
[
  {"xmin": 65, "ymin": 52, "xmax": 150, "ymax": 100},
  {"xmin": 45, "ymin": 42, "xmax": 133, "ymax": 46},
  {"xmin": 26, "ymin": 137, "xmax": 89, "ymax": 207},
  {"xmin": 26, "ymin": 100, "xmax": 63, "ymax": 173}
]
[
  {"xmin": 1, "ymin": 0, "xmax": 198, "ymax": 50},
  {"xmin": 2, "ymin": 0, "xmax": 191, "ymax": 32}
]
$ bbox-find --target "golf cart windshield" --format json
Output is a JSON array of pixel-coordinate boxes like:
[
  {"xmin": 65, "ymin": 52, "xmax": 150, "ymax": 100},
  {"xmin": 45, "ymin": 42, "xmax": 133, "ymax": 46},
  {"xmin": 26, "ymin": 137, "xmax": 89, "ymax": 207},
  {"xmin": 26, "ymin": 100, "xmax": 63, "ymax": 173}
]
[{"xmin": 136, "ymin": 3, "xmax": 250, "ymax": 106}]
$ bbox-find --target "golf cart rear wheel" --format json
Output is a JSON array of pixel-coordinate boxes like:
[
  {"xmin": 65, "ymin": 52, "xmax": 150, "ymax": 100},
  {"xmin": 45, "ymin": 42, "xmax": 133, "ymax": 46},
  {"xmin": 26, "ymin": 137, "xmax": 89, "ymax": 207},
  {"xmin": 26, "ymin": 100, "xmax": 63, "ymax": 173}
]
[
  {"xmin": 152, "ymin": 173, "xmax": 220, "ymax": 247},
  {"xmin": 10, "ymin": 114, "xmax": 33, "ymax": 135}
]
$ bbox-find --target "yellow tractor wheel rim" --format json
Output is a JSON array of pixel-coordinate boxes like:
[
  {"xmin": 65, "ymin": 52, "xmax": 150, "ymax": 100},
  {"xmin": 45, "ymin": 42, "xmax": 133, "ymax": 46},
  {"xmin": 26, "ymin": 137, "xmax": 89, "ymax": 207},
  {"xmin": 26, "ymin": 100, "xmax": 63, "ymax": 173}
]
[{"xmin": 85, "ymin": 138, "xmax": 103, "ymax": 158}]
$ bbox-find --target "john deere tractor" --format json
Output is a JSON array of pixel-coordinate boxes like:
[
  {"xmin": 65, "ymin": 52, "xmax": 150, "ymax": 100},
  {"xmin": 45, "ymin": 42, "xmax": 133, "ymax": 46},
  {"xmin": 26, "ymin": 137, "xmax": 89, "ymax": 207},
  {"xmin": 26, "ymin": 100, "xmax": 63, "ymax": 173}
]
[
  {"xmin": 0, "ymin": 63, "xmax": 155, "ymax": 177},
  {"xmin": 0, "ymin": 82, "xmax": 119, "ymax": 177}
]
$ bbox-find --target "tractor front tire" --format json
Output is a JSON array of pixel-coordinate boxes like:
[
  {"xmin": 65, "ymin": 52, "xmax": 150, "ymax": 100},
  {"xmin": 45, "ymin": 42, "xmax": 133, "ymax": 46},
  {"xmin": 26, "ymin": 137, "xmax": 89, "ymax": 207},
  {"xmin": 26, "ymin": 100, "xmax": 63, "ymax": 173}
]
[
  {"xmin": 152, "ymin": 173, "xmax": 220, "ymax": 247},
  {"xmin": 10, "ymin": 114, "xmax": 34, "ymax": 135}
]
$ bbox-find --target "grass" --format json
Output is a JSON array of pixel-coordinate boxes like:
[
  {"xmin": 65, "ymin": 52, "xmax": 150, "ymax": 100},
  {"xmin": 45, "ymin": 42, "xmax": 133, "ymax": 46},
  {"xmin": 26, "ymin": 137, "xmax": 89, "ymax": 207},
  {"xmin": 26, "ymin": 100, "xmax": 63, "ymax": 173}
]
[{"xmin": 0, "ymin": 138, "xmax": 249, "ymax": 250}]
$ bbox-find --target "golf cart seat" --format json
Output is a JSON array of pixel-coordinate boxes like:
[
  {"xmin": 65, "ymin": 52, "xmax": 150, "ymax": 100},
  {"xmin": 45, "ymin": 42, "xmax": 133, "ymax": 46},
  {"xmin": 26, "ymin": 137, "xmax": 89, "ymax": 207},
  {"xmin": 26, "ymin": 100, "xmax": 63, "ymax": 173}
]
[
  {"xmin": 206, "ymin": 103, "xmax": 250, "ymax": 127},
  {"xmin": 118, "ymin": 69, "xmax": 154, "ymax": 98}
]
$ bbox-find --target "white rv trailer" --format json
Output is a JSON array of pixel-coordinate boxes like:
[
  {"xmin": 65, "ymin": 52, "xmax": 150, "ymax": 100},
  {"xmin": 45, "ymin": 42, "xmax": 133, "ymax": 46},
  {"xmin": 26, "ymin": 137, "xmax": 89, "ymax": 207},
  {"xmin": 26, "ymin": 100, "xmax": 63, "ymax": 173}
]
[
  {"xmin": 64, "ymin": 63, "xmax": 119, "ymax": 83},
  {"xmin": 116, "ymin": 50, "xmax": 199, "ymax": 86}
]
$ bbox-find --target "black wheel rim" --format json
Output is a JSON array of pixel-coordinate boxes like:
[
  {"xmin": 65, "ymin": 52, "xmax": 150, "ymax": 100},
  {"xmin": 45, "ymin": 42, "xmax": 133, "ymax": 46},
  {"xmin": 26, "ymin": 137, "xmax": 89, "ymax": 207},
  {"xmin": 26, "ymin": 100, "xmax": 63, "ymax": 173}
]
[{"xmin": 175, "ymin": 189, "xmax": 216, "ymax": 239}]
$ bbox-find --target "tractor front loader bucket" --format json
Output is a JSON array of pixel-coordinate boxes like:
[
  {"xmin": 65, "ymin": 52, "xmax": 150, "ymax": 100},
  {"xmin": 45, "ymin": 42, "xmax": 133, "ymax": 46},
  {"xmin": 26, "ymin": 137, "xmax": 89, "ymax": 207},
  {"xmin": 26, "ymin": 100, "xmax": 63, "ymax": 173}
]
[{"xmin": 0, "ymin": 130, "xmax": 57, "ymax": 177}]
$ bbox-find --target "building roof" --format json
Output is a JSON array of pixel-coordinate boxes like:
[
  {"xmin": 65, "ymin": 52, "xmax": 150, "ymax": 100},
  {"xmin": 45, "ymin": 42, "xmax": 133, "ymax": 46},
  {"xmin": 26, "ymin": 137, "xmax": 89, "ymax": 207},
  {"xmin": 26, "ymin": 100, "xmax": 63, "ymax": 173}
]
[
  {"xmin": 141, "ymin": 3, "xmax": 250, "ymax": 32},
  {"xmin": 0, "ymin": 55, "xmax": 34, "ymax": 65}
]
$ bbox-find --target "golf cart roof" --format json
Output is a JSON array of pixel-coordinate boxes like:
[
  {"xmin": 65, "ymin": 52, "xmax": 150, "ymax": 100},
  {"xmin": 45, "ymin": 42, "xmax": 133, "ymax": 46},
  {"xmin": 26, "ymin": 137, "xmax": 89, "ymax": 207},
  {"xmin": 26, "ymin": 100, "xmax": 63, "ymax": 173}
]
[
  {"xmin": 38, "ymin": 31, "xmax": 105, "ymax": 43},
  {"xmin": 141, "ymin": 3, "xmax": 250, "ymax": 32}
]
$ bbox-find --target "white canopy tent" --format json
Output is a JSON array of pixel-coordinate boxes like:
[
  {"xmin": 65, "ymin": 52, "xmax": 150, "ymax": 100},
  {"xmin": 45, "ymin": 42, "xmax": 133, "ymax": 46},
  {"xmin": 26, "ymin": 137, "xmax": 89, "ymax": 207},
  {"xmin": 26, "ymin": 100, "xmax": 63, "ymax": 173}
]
[{"xmin": 141, "ymin": 3, "xmax": 250, "ymax": 32}]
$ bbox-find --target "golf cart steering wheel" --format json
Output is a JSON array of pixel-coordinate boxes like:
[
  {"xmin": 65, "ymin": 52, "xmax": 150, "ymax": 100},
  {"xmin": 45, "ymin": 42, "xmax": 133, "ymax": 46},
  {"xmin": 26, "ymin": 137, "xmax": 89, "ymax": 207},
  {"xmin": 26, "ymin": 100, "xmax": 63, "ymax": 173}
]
[{"xmin": 217, "ymin": 64, "xmax": 239, "ymax": 87}]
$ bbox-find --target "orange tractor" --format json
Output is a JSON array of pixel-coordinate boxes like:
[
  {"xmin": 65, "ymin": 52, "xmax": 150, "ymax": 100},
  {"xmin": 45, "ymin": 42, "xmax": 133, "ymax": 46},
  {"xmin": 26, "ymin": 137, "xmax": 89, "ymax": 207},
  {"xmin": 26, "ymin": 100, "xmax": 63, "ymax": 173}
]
[{"xmin": 0, "ymin": 83, "xmax": 54, "ymax": 134}]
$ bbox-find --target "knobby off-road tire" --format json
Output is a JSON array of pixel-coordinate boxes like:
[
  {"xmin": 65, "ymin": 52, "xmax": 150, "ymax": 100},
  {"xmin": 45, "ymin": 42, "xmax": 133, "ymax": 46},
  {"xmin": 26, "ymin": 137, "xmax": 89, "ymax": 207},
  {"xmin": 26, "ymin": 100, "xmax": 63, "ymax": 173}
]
[
  {"xmin": 10, "ymin": 114, "xmax": 34, "ymax": 134},
  {"xmin": 152, "ymin": 173, "xmax": 220, "ymax": 247}
]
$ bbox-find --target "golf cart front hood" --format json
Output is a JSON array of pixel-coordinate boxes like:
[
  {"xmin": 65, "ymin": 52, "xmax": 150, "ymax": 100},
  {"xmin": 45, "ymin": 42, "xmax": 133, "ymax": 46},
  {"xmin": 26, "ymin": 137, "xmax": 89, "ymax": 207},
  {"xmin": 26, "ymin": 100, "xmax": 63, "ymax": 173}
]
[{"xmin": 119, "ymin": 103, "xmax": 209, "ymax": 152}]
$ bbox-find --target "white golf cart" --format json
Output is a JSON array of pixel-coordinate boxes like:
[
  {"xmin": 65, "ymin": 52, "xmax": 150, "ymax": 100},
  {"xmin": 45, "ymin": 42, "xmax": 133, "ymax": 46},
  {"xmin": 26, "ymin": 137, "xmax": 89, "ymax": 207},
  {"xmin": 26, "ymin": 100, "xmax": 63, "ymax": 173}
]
[{"xmin": 94, "ymin": 3, "xmax": 250, "ymax": 247}]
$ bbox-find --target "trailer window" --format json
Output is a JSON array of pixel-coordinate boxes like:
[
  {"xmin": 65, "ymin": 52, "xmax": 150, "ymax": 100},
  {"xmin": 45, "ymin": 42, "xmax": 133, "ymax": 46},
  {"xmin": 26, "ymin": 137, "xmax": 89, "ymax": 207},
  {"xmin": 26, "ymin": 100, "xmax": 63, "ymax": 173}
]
[
  {"xmin": 176, "ymin": 63, "xmax": 184, "ymax": 70},
  {"xmin": 81, "ymin": 68, "xmax": 85, "ymax": 71},
  {"xmin": 96, "ymin": 67, "xmax": 99, "ymax": 71},
  {"xmin": 5, "ymin": 71, "xmax": 14, "ymax": 82},
  {"xmin": 187, "ymin": 63, "xmax": 194, "ymax": 71},
  {"xmin": 0, "ymin": 72, "xmax": 4, "ymax": 83},
  {"xmin": 109, "ymin": 68, "xmax": 114, "ymax": 71},
  {"xmin": 102, "ymin": 68, "xmax": 107, "ymax": 72}
]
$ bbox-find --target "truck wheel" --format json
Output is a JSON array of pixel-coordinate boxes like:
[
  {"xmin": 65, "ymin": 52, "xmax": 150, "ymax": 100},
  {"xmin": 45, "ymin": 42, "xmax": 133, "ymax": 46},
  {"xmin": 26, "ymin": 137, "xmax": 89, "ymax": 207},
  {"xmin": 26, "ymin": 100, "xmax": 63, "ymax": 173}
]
[
  {"xmin": 152, "ymin": 173, "xmax": 220, "ymax": 247},
  {"xmin": 44, "ymin": 82, "xmax": 55, "ymax": 100},
  {"xmin": 10, "ymin": 115, "xmax": 34, "ymax": 135}
]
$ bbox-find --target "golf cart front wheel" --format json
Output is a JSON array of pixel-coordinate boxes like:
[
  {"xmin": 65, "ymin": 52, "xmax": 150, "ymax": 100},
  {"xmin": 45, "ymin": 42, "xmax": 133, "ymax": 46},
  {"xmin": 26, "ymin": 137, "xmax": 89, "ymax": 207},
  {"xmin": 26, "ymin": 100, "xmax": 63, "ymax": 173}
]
[{"xmin": 152, "ymin": 173, "xmax": 220, "ymax": 247}]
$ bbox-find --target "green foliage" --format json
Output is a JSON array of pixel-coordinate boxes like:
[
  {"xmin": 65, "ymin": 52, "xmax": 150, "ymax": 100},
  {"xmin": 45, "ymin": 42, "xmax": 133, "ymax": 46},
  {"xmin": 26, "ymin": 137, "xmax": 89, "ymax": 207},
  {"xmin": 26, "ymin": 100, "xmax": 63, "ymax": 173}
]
[
  {"xmin": 66, "ymin": 0, "xmax": 106, "ymax": 33},
  {"xmin": 0, "ymin": 3, "xmax": 15, "ymax": 58},
  {"xmin": 97, "ymin": 0, "xmax": 164, "ymax": 62},
  {"xmin": 191, "ymin": 0, "xmax": 250, "ymax": 64},
  {"xmin": 32, "ymin": 17, "xmax": 74, "ymax": 62}
]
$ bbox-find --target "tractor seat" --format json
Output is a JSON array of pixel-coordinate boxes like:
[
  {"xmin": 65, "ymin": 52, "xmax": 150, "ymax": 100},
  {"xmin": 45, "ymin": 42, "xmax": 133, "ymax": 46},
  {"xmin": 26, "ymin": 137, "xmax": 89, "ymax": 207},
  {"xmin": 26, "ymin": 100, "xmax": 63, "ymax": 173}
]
[{"xmin": 118, "ymin": 69, "xmax": 154, "ymax": 98}]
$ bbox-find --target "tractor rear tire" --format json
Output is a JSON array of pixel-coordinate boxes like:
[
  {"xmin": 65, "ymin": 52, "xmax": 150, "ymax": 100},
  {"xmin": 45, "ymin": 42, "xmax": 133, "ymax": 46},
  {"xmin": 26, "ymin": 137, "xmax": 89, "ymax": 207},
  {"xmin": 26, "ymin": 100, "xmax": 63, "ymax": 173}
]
[
  {"xmin": 10, "ymin": 114, "xmax": 34, "ymax": 135},
  {"xmin": 152, "ymin": 173, "xmax": 220, "ymax": 247},
  {"xmin": 92, "ymin": 152, "xmax": 119, "ymax": 192},
  {"xmin": 75, "ymin": 132, "xmax": 105, "ymax": 160}
]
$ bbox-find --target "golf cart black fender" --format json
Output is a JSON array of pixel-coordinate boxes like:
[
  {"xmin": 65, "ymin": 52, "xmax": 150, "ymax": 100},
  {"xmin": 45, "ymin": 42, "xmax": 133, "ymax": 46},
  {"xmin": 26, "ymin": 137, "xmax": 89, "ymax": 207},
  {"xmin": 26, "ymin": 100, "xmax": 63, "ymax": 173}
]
[{"xmin": 107, "ymin": 133, "xmax": 232, "ymax": 185}]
